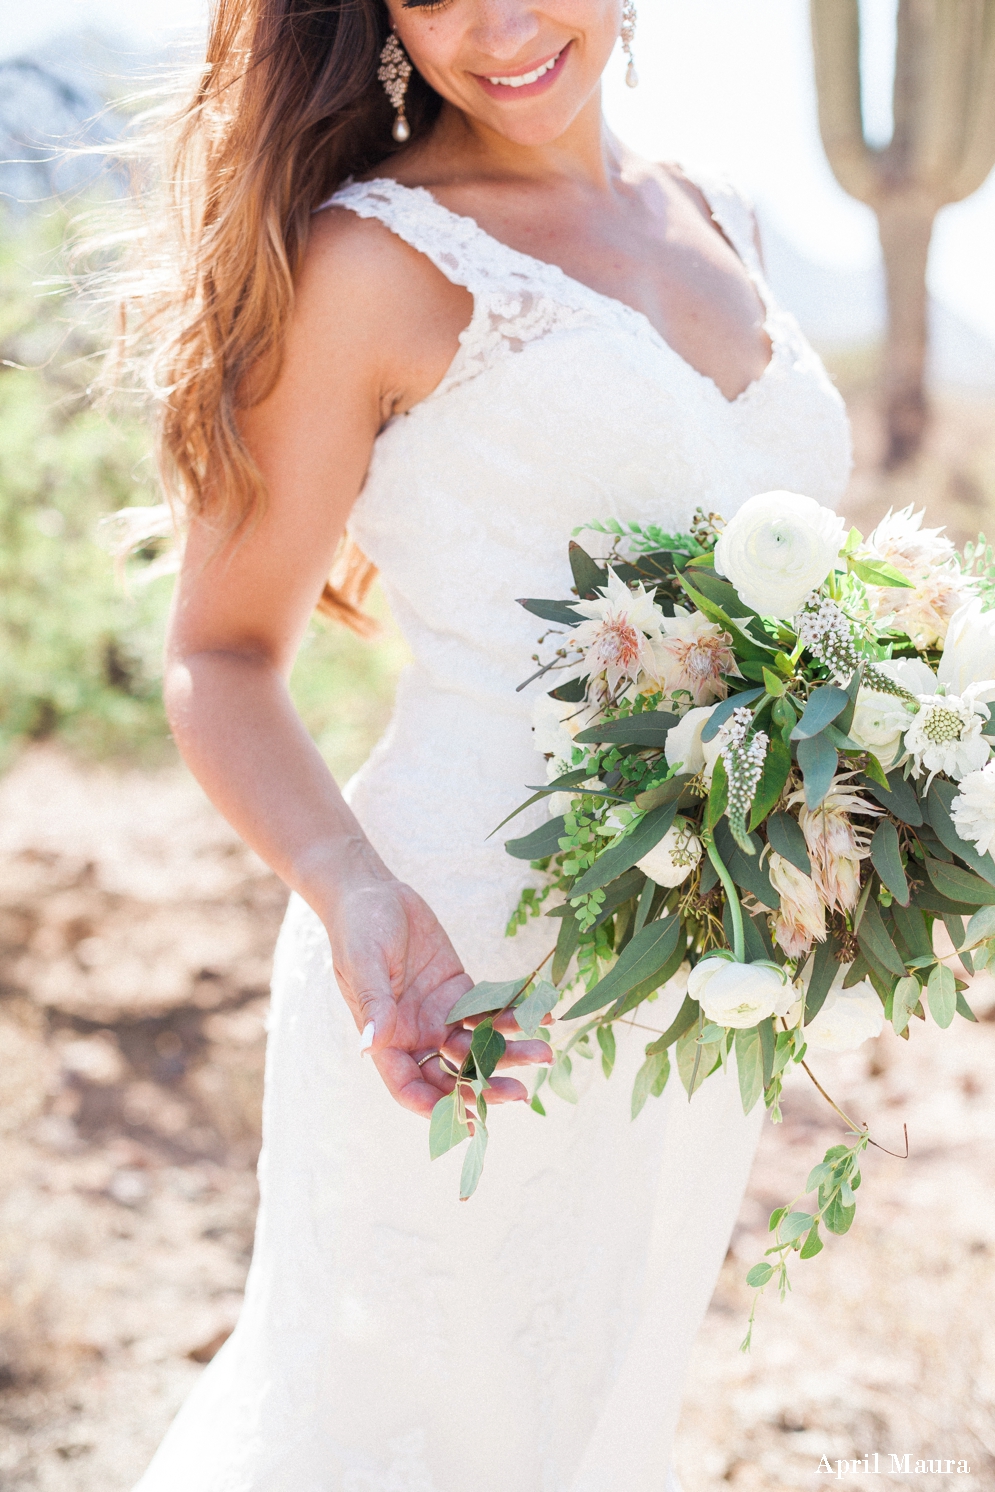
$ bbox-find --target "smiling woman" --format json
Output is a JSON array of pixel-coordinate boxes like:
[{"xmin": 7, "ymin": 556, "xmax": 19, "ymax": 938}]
[{"xmin": 110, "ymin": 2, "xmax": 852, "ymax": 1490}]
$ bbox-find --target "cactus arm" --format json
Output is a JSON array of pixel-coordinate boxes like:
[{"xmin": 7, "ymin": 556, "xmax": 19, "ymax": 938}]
[
  {"xmin": 896, "ymin": 0, "xmax": 986, "ymax": 204},
  {"xmin": 949, "ymin": 2, "xmax": 995, "ymax": 201},
  {"xmin": 809, "ymin": 0, "xmax": 879, "ymax": 204}
]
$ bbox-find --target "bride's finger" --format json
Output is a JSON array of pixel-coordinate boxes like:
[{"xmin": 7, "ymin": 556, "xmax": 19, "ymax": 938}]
[
  {"xmin": 441, "ymin": 1030, "xmax": 552, "ymax": 1068},
  {"xmin": 494, "ymin": 1038, "xmax": 553, "ymax": 1069},
  {"xmin": 461, "ymin": 1009, "xmax": 556, "ymax": 1035}
]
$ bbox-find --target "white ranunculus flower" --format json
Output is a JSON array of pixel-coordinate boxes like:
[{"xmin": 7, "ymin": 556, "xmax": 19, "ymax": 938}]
[
  {"xmin": 876, "ymin": 656, "xmax": 941, "ymax": 696},
  {"xmin": 637, "ymin": 818, "xmax": 702, "ymax": 887},
  {"xmin": 664, "ymin": 704, "xmax": 717, "ymax": 776},
  {"xmin": 950, "ymin": 760, "xmax": 995, "ymax": 856},
  {"xmin": 847, "ymin": 688, "xmax": 914, "ymax": 767},
  {"xmin": 937, "ymin": 598, "xmax": 995, "ymax": 697},
  {"xmin": 688, "ymin": 956, "xmax": 788, "ymax": 1029},
  {"xmin": 532, "ymin": 693, "xmax": 584, "ymax": 763},
  {"xmin": 713, "ymin": 490, "xmax": 845, "ymax": 618},
  {"xmin": 803, "ymin": 971, "xmax": 884, "ymax": 1053}
]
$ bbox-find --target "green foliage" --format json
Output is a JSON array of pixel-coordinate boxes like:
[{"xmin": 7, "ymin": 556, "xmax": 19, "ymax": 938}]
[{"xmin": 0, "ymin": 210, "xmax": 406, "ymax": 775}]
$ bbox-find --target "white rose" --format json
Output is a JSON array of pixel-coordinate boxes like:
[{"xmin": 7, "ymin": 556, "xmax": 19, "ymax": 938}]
[
  {"xmin": 714, "ymin": 490, "xmax": 845, "ymax": 618},
  {"xmin": 531, "ymin": 693, "xmax": 583, "ymax": 761},
  {"xmin": 636, "ymin": 819, "xmax": 702, "ymax": 887},
  {"xmin": 950, "ymin": 760, "xmax": 995, "ymax": 857},
  {"xmin": 664, "ymin": 704, "xmax": 716, "ymax": 776},
  {"xmin": 847, "ymin": 688, "xmax": 913, "ymax": 767},
  {"xmin": 803, "ymin": 973, "xmax": 884, "ymax": 1052},
  {"xmin": 687, "ymin": 956, "xmax": 788, "ymax": 1029},
  {"xmin": 937, "ymin": 598, "xmax": 995, "ymax": 698}
]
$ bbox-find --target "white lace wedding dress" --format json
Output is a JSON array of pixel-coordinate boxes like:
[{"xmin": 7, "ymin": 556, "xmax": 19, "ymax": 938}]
[{"xmin": 135, "ymin": 170, "xmax": 852, "ymax": 1492}]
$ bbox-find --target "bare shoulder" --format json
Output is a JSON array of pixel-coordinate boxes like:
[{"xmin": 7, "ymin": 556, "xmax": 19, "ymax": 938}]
[
  {"xmin": 294, "ymin": 205, "xmax": 472, "ymax": 412},
  {"xmin": 660, "ymin": 162, "xmax": 765, "ymax": 267}
]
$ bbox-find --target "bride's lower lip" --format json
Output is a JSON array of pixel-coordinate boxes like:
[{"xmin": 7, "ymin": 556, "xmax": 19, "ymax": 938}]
[{"xmin": 472, "ymin": 42, "xmax": 571, "ymax": 101}]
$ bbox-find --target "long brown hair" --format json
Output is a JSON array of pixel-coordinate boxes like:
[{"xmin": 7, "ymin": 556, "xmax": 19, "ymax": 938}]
[{"xmin": 113, "ymin": 0, "xmax": 441, "ymax": 631}]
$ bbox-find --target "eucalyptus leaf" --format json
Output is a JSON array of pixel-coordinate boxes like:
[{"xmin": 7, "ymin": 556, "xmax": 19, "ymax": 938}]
[
  {"xmin": 925, "ymin": 856, "xmax": 995, "ymax": 906},
  {"xmin": 631, "ymin": 1050, "xmax": 670, "ymax": 1119},
  {"xmin": 569, "ymin": 541, "xmax": 607, "ymax": 599},
  {"xmin": 448, "ymin": 979, "xmax": 525, "ymax": 1023},
  {"xmin": 856, "ymin": 897, "xmax": 908, "ymax": 978},
  {"xmin": 892, "ymin": 976, "xmax": 919, "ymax": 1036},
  {"xmin": 573, "ymin": 712, "xmax": 679, "ymax": 747},
  {"xmin": 797, "ymin": 731, "xmax": 838, "ymax": 809},
  {"xmin": 505, "ymin": 816, "xmax": 567, "ymax": 862},
  {"xmin": 734, "ymin": 1027, "xmax": 764, "ymax": 1115},
  {"xmin": 645, "ymin": 993, "xmax": 700, "ymax": 1055},
  {"xmin": 926, "ymin": 963, "xmax": 957, "ymax": 1028},
  {"xmin": 428, "ymin": 1092, "xmax": 471, "ymax": 1160},
  {"xmin": 470, "ymin": 1021, "xmax": 507, "ymax": 1081},
  {"xmin": 790, "ymin": 686, "xmax": 850, "ymax": 740},
  {"xmin": 746, "ymin": 1263, "xmax": 774, "ymax": 1287},
  {"xmin": 799, "ymin": 1222, "xmax": 824, "ymax": 1259},
  {"xmin": 552, "ymin": 910, "xmax": 581, "ymax": 985},
  {"xmin": 862, "ymin": 769, "xmax": 923, "ymax": 826},
  {"xmin": 965, "ymin": 904, "xmax": 995, "ymax": 948},
  {"xmin": 805, "ymin": 937, "xmax": 840, "ymax": 1023},
  {"xmin": 563, "ymin": 915, "xmax": 680, "ymax": 1019},
  {"xmin": 548, "ymin": 1051, "xmax": 578, "ymax": 1104},
  {"xmin": 517, "ymin": 597, "xmax": 582, "ymax": 626},
  {"xmin": 514, "ymin": 979, "xmax": 561, "ymax": 1038},
  {"xmin": 766, "ymin": 810, "xmax": 812, "ymax": 876},
  {"xmin": 596, "ymin": 1023, "xmax": 616, "ymax": 1077},
  {"xmin": 778, "ymin": 1210, "xmax": 815, "ymax": 1244},
  {"xmin": 870, "ymin": 820, "xmax": 909, "ymax": 906},
  {"xmin": 459, "ymin": 1124, "xmax": 489, "ymax": 1200},
  {"xmin": 570, "ymin": 801, "xmax": 680, "ymax": 898}
]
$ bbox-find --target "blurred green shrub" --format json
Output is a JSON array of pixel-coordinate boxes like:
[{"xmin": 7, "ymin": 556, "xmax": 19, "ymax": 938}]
[{"xmin": 0, "ymin": 212, "xmax": 406, "ymax": 778}]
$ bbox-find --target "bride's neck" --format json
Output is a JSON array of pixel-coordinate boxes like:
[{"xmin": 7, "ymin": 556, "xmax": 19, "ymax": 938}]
[{"xmin": 412, "ymin": 90, "xmax": 626, "ymax": 195}]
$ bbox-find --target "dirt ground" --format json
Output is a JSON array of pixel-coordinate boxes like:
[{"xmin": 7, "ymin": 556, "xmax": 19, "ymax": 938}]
[{"xmin": 1, "ymin": 388, "xmax": 995, "ymax": 1490}]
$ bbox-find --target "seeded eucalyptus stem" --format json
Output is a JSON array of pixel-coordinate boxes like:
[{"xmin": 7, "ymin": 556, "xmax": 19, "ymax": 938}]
[{"xmin": 704, "ymin": 837, "xmax": 745, "ymax": 962}]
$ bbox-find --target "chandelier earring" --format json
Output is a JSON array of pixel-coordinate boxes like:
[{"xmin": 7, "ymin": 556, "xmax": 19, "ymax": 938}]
[
  {"xmin": 379, "ymin": 31, "xmax": 413, "ymax": 142},
  {"xmin": 621, "ymin": 0, "xmax": 638, "ymax": 88}
]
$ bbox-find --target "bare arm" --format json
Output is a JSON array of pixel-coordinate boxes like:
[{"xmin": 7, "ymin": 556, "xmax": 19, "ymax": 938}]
[{"xmin": 164, "ymin": 210, "xmax": 550, "ymax": 1114}]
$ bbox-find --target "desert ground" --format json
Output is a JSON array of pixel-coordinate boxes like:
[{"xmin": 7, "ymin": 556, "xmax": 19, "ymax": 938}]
[{"xmin": 1, "ymin": 386, "xmax": 994, "ymax": 1490}]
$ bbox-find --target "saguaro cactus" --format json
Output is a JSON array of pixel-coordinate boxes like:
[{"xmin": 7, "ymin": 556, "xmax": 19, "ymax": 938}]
[{"xmin": 810, "ymin": 0, "xmax": 995, "ymax": 465}]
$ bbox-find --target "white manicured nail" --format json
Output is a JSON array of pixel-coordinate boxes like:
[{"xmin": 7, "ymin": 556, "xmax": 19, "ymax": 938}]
[{"xmin": 359, "ymin": 1021, "xmax": 375, "ymax": 1055}]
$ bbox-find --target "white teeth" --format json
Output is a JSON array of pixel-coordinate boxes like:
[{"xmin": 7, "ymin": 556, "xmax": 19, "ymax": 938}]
[{"xmin": 488, "ymin": 51, "xmax": 560, "ymax": 87}]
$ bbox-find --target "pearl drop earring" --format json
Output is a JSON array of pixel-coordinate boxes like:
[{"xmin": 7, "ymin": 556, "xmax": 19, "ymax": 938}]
[
  {"xmin": 621, "ymin": 0, "xmax": 638, "ymax": 88},
  {"xmin": 379, "ymin": 32, "xmax": 413, "ymax": 142}
]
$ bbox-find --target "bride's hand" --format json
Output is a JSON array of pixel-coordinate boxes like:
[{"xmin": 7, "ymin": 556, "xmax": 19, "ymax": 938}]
[{"xmin": 325, "ymin": 878, "xmax": 553, "ymax": 1118}]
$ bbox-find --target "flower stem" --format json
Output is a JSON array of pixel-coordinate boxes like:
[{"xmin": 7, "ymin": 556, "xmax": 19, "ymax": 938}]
[{"xmin": 704, "ymin": 838, "xmax": 745, "ymax": 962}]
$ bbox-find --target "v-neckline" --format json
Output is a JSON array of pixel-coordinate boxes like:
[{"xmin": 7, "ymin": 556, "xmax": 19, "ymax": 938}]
[{"xmin": 364, "ymin": 176, "xmax": 779, "ymax": 409}]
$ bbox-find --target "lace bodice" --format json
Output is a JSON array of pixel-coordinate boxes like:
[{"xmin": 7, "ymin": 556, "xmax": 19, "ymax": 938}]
[
  {"xmin": 311, "ymin": 172, "xmax": 852, "ymax": 983},
  {"xmin": 321, "ymin": 173, "xmax": 851, "ymax": 721}
]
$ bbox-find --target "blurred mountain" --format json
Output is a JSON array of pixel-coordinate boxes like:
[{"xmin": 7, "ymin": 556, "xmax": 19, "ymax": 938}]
[
  {"xmin": 758, "ymin": 208, "xmax": 995, "ymax": 392},
  {"xmin": 0, "ymin": 31, "xmax": 140, "ymax": 209}
]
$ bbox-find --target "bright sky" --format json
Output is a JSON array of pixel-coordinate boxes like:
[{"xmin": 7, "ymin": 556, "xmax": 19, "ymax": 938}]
[{"xmin": 4, "ymin": 0, "xmax": 994, "ymax": 339}]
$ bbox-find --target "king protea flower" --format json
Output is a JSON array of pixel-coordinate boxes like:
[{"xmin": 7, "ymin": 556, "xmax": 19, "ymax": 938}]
[
  {"xmin": 571, "ymin": 569, "xmax": 665, "ymax": 698},
  {"xmin": 767, "ymin": 851, "xmax": 827, "ymax": 959},
  {"xmin": 652, "ymin": 607, "xmax": 740, "ymax": 707},
  {"xmin": 862, "ymin": 505, "xmax": 969, "ymax": 649},
  {"xmin": 788, "ymin": 775, "xmax": 882, "ymax": 914}
]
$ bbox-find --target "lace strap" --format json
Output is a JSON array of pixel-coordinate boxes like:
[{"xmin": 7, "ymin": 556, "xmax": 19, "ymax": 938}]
[
  {"xmin": 682, "ymin": 167, "xmax": 766, "ymax": 285},
  {"xmin": 314, "ymin": 177, "xmax": 507, "ymax": 299}
]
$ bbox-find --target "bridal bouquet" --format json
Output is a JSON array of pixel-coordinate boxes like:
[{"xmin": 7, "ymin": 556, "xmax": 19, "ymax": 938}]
[{"xmin": 431, "ymin": 493, "xmax": 994, "ymax": 1343}]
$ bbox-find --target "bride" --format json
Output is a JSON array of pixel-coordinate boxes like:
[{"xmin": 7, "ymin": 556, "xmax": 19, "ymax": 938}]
[{"xmin": 131, "ymin": 1, "xmax": 851, "ymax": 1488}]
